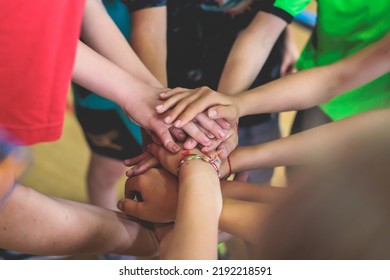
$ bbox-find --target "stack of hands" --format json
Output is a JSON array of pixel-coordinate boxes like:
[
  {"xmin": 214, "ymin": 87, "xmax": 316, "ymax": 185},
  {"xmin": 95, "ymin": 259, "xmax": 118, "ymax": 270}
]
[
  {"xmin": 118, "ymin": 87, "xmax": 238, "ymax": 223},
  {"xmin": 125, "ymin": 86, "xmax": 241, "ymax": 177}
]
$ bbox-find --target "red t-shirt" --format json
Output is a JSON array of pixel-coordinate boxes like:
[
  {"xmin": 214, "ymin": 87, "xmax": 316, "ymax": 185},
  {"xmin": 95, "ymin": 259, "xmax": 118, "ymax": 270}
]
[{"xmin": 0, "ymin": 0, "xmax": 85, "ymax": 145}]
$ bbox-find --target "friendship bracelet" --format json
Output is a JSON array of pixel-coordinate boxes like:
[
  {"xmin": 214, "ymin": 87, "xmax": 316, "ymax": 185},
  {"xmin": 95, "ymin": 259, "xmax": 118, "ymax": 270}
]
[{"xmin": 177, "ymin": 153, "xmax": 221, "ymax": 178}]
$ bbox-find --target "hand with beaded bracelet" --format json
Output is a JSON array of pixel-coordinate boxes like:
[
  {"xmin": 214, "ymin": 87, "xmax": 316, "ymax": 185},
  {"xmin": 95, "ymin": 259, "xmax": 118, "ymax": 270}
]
[{"xmin": 146, "ymin": 143, "xmax": 221, "ymax": 178}]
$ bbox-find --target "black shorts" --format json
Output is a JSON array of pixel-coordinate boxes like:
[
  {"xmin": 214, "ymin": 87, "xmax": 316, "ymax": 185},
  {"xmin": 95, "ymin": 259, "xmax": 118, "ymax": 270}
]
[{"xmin": 74, "ymin": 104, "xmax": 142, "ymax": 161}]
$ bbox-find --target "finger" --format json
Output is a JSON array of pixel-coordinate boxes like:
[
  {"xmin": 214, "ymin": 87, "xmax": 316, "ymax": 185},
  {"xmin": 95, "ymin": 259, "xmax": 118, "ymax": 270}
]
[
  {"xmin": 117, "ymin": 198, "xmax": 143, "ymax": 218},
  {"xmin": 197, "ymin": 124, "xmax": 216, "ymax": 139},
  {"xmin": 126, "ymin": 157, "xmax": 159, "ymax": 177},
  {"xmin": 170, "ymin": 127, "xmax": 187, "ymax": 142},
  {"xmin": 151, "ymin": 133, "xmax": 162, "ymax": 146},
  {"xmin": 181, "ymin": 121, "xmax": 211, "ymax": 147},
  {"xmin": 183, "ymin": 136, "xmax": 198, "ymax": 150},
  {"xmin": 159, "ymin": 87, "xmax": 190, "ymax": 99},
  {"xmin": 147, "ymin": 142, "xmax": 167, "ymax": 162},
  {"xmin": 123, "ymin": 152, "xmax": 150, "ymax": 167},
  {"xmin": 152, "ymin": 124, "xmax": 180, "ymax": 153},
  {"xmin": 207, "ymin": 105, "xmax": 238, "ymax": 121},
  {"xmin": 216, "ymin": 130, "xmax": 238, "ymax": 160},
  {"xmin": 215, "ymin": 118, "xmax": 232, "ymax": 130},
  {"xmin": 160, "ymin": 92, "xmax": 199, "ymax": 124},
  {"xmin": 173, "ymin": 90, "xmax": 228, "ymax": 127},
  {"xmin": 201, "ymin": 138, "xmax": 222, "ymax": 153},
  {"xmin": 195, "ymin": 113, "xmax": 227, "ymax": 140},
  {"xmin": 156, "ymin": 91, "xmax": 193, "ymax": 115}
]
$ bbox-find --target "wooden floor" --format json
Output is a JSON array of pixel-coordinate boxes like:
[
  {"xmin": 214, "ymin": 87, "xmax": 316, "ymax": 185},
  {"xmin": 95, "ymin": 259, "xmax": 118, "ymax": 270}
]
[{"xmin": 19, "ymin": 12, "xmax": 314, "ymax": 260}]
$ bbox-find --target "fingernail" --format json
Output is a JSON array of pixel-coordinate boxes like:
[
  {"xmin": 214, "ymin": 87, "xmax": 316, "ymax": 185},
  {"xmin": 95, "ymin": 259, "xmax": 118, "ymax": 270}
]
[
  {"xmin": 174, "ymin": 119, "xmax": 181, "ymax": 127},
  {"xmin": 160, "ymin": 92, "xmax": 167, "ymax": 97},
  {"xmin": 155, "ymin": 104, "xmax": 163, "ymax": 111},
  {"xmin": 208, "ymin": 109, "xmax": 217, "ymax": 118},
  {"xmin": 203, "ymin": 136, "xmax": 211, "ymax": 145},
  {"xmin": 164, "ymin": 116, "xmax": 171, "ymax": 124},
  {"xmin": 117, "ymin": 201, "xmax": 123, "ymax": 211},
  {"xmin": 206, "ymin": 131, "xmax": 214, "ymax": 138},
  {"xmin": 202, "ymin": 146, "xmax": 211, "ymax": 152},
  {"xmin": 178, "ymin": 131, "xmax": 186, "ymax": 140},
  {"xmin": 172, "ymin": 145, "xmax": 180, "ymax": 153},
  {"xmin": 218, "ymin": 129, "xmax": 226, "ymax": 139}
]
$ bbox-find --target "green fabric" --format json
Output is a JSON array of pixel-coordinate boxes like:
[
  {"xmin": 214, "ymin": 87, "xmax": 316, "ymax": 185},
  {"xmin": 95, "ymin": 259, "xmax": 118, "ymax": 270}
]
[
  {"xmin": 295, "ymin": 0, "xmax": 390, "ymax": 120},
  {"xmin": 273, "ymin": 0, "xmax": 311, "ymax": 18}
]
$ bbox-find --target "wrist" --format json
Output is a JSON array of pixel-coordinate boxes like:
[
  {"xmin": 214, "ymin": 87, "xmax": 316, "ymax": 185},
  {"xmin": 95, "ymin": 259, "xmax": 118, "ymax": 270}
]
[
  {"xmin": 178, "ymin": 153, "xmax": 221, "ymax": 178},
  {"xmin": 234, "ymin": 93, "xmax": 248, "ymax": 118}
]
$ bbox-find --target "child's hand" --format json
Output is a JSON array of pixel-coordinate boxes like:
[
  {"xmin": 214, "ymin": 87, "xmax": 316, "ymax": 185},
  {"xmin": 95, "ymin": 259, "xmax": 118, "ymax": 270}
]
[
  {"xmin": 147, "ymin": 143, "xmax": 221, "ymax": 177},
  {"xmin": 118, "ymin": 168, "xmax": 178, "ymax": 223},
  {"xmin": 124, "ymin": 152, "xmax": 159, "ymax": 177},
  {"xmin": 155, "ymin": 86, "xmax": 240, "ymax": 129},
  {"xmin": 155, "ymin": 86, "xmax": 240, "ymax": 159},
  {"xmin": 146, "ymin": 143, "xmax": 199, "ymax": 176}
]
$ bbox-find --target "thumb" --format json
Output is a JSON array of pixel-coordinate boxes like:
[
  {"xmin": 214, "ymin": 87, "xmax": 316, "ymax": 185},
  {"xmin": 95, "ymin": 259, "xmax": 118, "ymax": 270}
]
[
  {"xmin": 117, "ymin": 198, "xmax": 144, "ymax": 219},
  {"xmin": 208, "ymin": 105, "xmax": 238, "ymax": 122},
  {"xmin": 152, "ymin": 125, "xmax": 180, "ymax": 153}
]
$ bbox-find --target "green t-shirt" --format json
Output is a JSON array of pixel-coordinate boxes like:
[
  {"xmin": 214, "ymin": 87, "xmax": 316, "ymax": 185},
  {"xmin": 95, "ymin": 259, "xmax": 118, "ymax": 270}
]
[{"xmin": 271, "ymin": 0, "xmax": 390, "ymax": 120}]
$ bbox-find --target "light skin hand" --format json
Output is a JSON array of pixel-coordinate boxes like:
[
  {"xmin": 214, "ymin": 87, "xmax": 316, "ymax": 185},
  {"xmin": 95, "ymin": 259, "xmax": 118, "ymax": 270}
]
[
  {"xmin": 119, "ymin": 86, "xmax": 183, "ymax": 153},
  {"xmin": 156, "ymin": 86, "xmax": 240, "ymax": 127},
  {"xmin": 124, "ymin": 152, "xmax": 159, "ymax": 178},
  {"xmin": 147, "ymin": 143, "xmax": 220, "ymax": 177},
  {"xmin": 155, "ymin": 87, "xmax": 240, "ymax": 159}
]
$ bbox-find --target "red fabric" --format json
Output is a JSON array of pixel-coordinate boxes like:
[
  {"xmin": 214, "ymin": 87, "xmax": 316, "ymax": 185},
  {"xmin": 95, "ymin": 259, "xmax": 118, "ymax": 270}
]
[{"xmin": 0, "ymin": 0, "xmax": 85, "ymax": 145}]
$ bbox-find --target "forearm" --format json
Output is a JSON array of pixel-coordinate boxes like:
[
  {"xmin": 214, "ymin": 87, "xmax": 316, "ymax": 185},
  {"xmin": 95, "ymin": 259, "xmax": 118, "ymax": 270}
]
[
  {"xmin": 82, "ymin": 0, "xmax": 160, "ymax": 87},
  {"xmin": 237, "ymin": 31, "xmax": 390, "ymax": 116},
  {"xmin": 236, "ymin": 65, "xmax": 337, "ymax": 115},
  {"xmin": 219, "ymin": 198, "xmax": 270, "ymax": 244},
  {"xmin": 221, "ymin": 180, "xmax": 284, "ymax": 203},
  {"xmin": 229, "ymin": 109, "xmax": 390, "ymax": 170},
  {"xmin": 130, "ymin": 7, "xmax": 167, "ymax": 87},
  {"xmin": 218, "ymin": 12, "xmax": 287, "ymax": 95},
  {"xmin": 163, "ymin": 161, "xmax": 221, "ymax": 259},
  {"xmin": 72, "ymin": 41, "xmax": 158, "ymax": 108},
  {"xmin": 0, "ymin": 184, "xmax": 158, "ymax": 256}
]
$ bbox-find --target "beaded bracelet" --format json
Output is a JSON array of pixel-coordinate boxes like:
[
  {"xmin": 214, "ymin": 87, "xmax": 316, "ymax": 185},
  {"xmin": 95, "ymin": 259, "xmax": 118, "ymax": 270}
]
[{"xmin": 177, "ymin": 153, "xmax": 221, "ymax": 178}]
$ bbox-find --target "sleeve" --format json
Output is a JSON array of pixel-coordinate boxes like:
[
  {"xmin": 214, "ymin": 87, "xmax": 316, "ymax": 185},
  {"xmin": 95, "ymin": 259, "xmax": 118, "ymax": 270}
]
[
  {"xmin": 262, "ymin": 0, "xmax": 312, "ymax": 23},
  {"xmin": 121, "ymin": 0, "xmax": 167, "ymax": 13}
]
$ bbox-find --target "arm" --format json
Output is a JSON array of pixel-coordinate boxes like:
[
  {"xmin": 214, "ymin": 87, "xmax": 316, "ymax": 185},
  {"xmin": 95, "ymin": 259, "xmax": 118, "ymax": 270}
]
[
  {"xmin": 219, "ymin": 198, "xmax": 271, "ymax": 245},
  {"xmin": 236, "ymin": 31, "xmax": 390, "ymax": 116},
  {"xmin": 130, "ymin": 6, "xmax": 168, "ymax": 87},
  {"xmin": 128, "ymin": 4, "xmax": 234, "ymax": 156},
  {"xmin": 164, "ymin": 156, "xmax": 221, "ymax": 259},
  {"xmin": 123, "ymin": 145, "xmax": 222, "ymax": 259},
  {"xmin": 226, "ymin": 109, "xmax": 390, "ymax": 173},
  {"xmin": 82, "ymin": 0, "xmax": 161, "ymax": 87},
  {"xmin": 147, "ymin": 144, "xmax": 222, "ymax": 260},
  {"xmin": 119, "ymin": 167, "xmax": 284, "ymax": 246},
  {"xmin": 218, "ymin": 11, "xmax": 287, "ymax": 95},
  {"xmin": 0, "ymin": 184, "xmax": 158, "ymax": 257},
  {"xmin": 77, "ymin": 0, "xmax": 222, "ymax": 152},
  {"xmin": 155, "ymin": 31, "xmax": 390, "ymax": 126}
]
